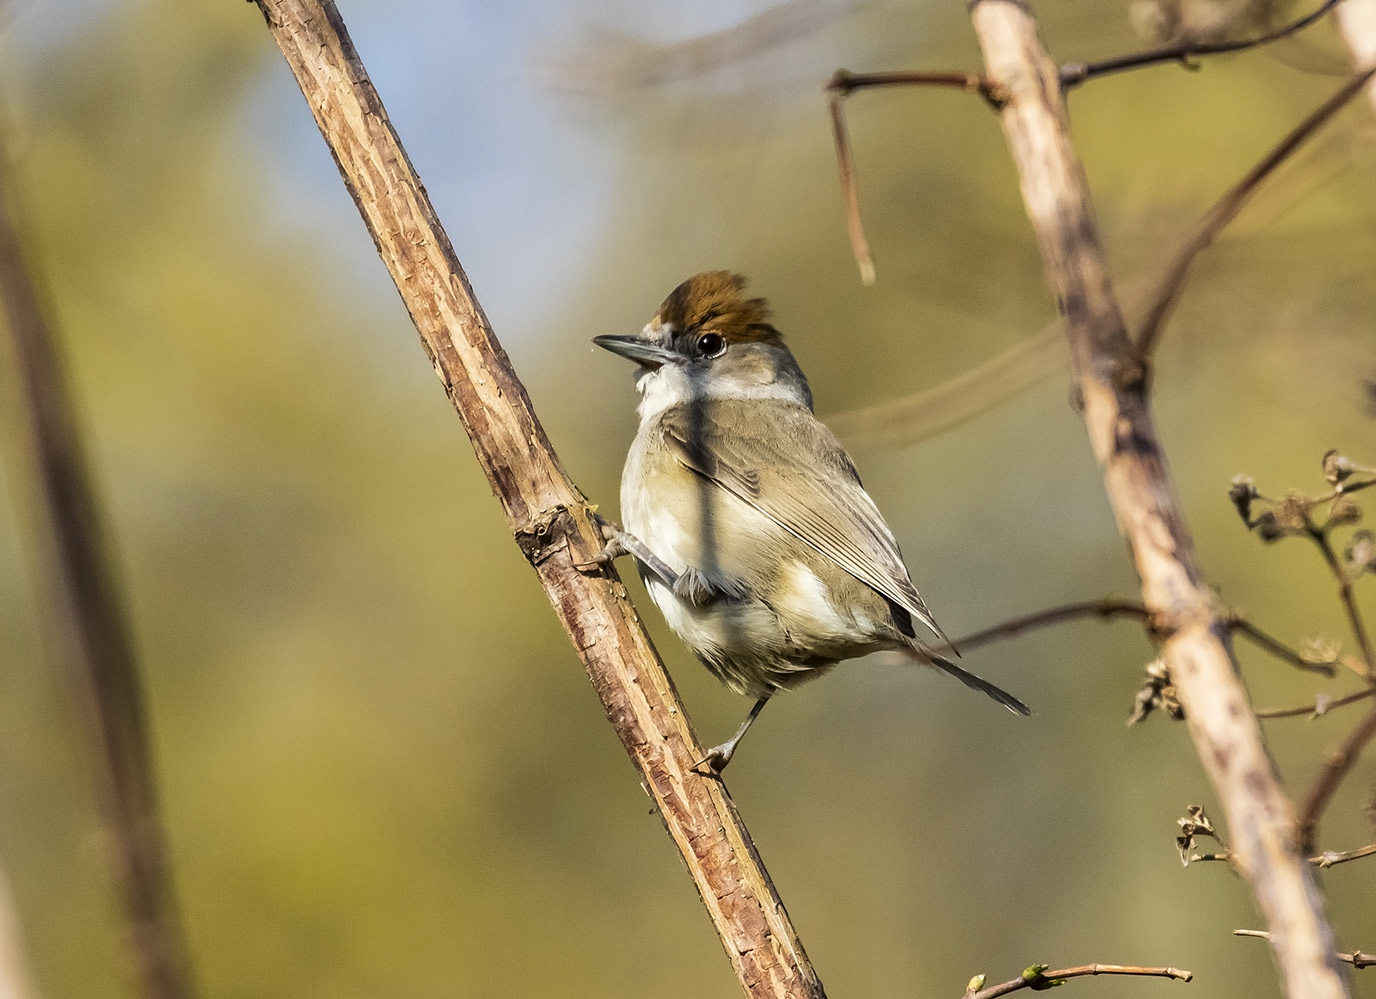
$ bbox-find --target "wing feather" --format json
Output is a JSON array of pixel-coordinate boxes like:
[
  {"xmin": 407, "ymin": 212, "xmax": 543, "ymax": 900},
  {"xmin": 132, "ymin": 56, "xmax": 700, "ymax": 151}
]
[{"xmin": 662, "ymin": 406, "xmax": 950, "ymax": 645}]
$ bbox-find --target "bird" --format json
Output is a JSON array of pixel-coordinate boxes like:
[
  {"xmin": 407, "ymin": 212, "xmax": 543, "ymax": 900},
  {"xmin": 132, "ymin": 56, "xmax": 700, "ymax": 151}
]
[{"xmin": 593, "ymin": 271, "xmax": 1028, "ymax": 773}]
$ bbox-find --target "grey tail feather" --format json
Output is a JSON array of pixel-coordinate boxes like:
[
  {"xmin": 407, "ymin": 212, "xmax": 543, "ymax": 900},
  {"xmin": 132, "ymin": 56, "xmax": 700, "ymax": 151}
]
[{"xmin": 926, "ymin": 650, "xmax": 1031, "ymax": 716}]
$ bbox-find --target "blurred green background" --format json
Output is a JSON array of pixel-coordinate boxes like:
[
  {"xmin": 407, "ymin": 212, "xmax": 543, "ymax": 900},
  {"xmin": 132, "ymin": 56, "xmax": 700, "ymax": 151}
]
[{"xmin": 1, "ymin": 0, "xmax": 1374, "ymax": 996}]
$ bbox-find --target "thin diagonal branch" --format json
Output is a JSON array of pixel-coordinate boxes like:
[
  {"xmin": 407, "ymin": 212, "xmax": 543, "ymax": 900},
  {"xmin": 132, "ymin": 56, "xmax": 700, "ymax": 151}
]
[
  {"xmin": 1257, "ymin": 687, "xmax": 1376, "ymax": 719},
  {"xmin": 968, "ymin": 3, "xmax": 1347, "ymax": 995},
  {"xmin": 963, "ymin": 963, "xmax": 1192, "ymax": 999},
  {"xmin": 937, "ymin": 598, "xmax": 1330, "ymax": 679},
  {"xmin": 1134, "ymin": 65, "xmax": 1376, "ymax": 359},
  {"xmin": 1297, "ymin": 703, "xmax": 1376, "ymax": 850},
  {"xmin": 1059, "ymin": 0, "xmax": 1346, "ymax": 87},
  {"xmin": 249, "ymin": 3, "xmax": 824, "ymax": 997},
  {"xmin": 1306, "ymin": 519, "xmax": 1376, "ymax": 676},
  {"xmin": 947, "ymin": 597, "xmax": 1149, "ymax": 653},
  {"xmin": 1226, "ymin": 615, "xmax": 1337, "ymax": 676},
  {"xmin": 0, "ymin": 100, "xmax": 195, "ymax": 999}
]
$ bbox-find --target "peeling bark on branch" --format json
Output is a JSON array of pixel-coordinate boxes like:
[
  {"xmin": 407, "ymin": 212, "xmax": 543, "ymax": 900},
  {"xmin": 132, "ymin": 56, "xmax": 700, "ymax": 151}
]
[
  {"xmin": 967, "ymin": 3, "xmax": 1348, "ymax": 997},
  {"xmin": 249, "ymin": 2, "xmax": 823, "ymax": 997}
]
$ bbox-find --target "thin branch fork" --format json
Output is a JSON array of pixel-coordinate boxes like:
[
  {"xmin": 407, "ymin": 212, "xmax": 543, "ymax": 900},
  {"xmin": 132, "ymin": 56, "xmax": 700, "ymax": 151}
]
[
  {"xmin": 967, "ymin": 2, "xmax": 1347, "ymax": 997},
  {"xmin": 963, "ymin": 963, "xmax": 1192, "ymax": 999},
  {"xmin": 250, "ymin": 2, "xmax": 823, "ymax": 997}
]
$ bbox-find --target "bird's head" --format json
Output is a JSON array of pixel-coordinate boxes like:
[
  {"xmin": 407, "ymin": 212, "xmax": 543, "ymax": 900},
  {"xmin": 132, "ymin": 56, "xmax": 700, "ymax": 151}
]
[{"xmin": 594, "ymin": 271, "xmax": 813, "ymax": 417}]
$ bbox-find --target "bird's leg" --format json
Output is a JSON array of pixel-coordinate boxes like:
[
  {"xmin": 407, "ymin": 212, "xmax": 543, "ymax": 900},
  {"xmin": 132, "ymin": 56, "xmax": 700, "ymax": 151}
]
[
  {"xmin": 583, "ymin": 514, "xmax": 683, "ymax": 589},
  {"xmin": 694, "ymin": 695, "xmax": 770, "ymax": 776}
]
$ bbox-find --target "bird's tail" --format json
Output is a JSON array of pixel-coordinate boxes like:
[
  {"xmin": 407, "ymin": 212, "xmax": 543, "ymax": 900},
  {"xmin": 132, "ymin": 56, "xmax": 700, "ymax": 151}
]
[{"xmin": 903, "ymin": 645, "xmax": 1031, "ymax": 716}]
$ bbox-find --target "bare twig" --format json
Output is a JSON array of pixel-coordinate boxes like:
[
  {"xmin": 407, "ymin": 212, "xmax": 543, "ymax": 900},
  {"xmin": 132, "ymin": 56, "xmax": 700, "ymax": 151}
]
[
  {"xmin": 968, "ymin": 3, "xmax": 1347, "ymax": 995},
  {"xmin": 1297, "ymin": 703, "xmax": 1376, "ymax": 851},
  {"xmin": 944, "ymin": 597, "xmax": 1151, "ymax": 654},
  {"xmin": 1134, "ymin": 66, "xmax": 1376, "ymax": 359},
  {"xmin": 1059, "ymin": 0, "xmax": 1346, "ymax": 87},
  {"xmin": 826, "ymin": 87, "xmax": 874, "ymax": 285},
  {"xmin": 963, "ymin": 963, "xmax": 1192, "ymax": 999},
  {"xmin": 1312, "ymin": 842, "xmax": 1376, "ymax": 868},
  {"xmin": 824, "ymin": 69, "xmax": 1002, "ymax": 284},
  {"xmin": 1306, "ymin": 519, "xmax": 1376, "ymax": 676},
  {"xmin": 250, "ymin": 3, "xmax": 824, "ymax": 997},
  {"xmin": 1256, "ymin": 686, "xmax": 1376, "ymax": 719},
  {"xmin": 548, "ymin": 0, "xmax": 860, "ymax": 93},
  {"xmin": 826, "ymin": 68, "xmax": 1002, "ymax": 104},
  {"xmin": 1186, "ymin": 842, "xmax": 1376, "ymax": 868},
  {"xmin": 0, "ymin": 99, "xmax": 195, "ymax": 999},
  {"xmin": 824, "ymin": 321, "xmax": 1067, "ymax": 447},
  {"xmin": 1236, "ymin": 930, "xmax": 1376, "ymax": 969},
  {"xmin": 1226, "ymin": 615, "xmax": 1338, "ymax": 676}
]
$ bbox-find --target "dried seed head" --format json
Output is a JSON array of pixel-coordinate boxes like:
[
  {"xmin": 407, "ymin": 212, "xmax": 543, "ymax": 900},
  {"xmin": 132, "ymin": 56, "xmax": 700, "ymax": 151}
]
[
  {"xmin": 1127, "ymin": 658, "xmax": 1183, "ymax": 724},
  {"xmin": 1323, "ymin": 449, "xmax": 1354, "ymax": 486},
  {"xmin": 1255, "ymin": 510, "xmax": 1283, "ymax": 542},
  {"xmin": 1273, "ymin": 493, "xmax": 1311, "ymax": 534},
  {"xmin": 1177, "ymin": 804, "xmax": 1221, "ymax": 866},
  {"xmin": 1330, "ymin": 496, "xmax": 1363, "ymax": 527},
  {"xmin": 1302, "ymin": 635, "xmax": 1342, "ymax": 665},
  {"xmin": 1229, "ymin": 475, "xmax": 1257, "ymax": 522},
  {"xmin": 1346, "ymin": 530, "xmax": 1376, "ymax": 576}
]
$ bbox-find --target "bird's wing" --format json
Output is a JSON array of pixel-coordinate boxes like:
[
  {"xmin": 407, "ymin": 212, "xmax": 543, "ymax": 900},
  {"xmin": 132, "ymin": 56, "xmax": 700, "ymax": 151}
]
[{"xmin": 661, "ymin": 409, "xmax": 950, "ymax": 646}]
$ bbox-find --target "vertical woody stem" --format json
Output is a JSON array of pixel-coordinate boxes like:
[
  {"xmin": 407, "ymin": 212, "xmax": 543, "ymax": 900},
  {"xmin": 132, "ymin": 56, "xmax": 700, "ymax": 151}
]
[
  {"xmin": 0, "ymin": 109, "xmax": 196, "ymax": 999},
  {"xmin": 967, "ymin": 3, "xmax": 1347, "ymax": 997},
  {"xmin": 249, "ymin": 2, "xmax": 824, "ymax": 996}
]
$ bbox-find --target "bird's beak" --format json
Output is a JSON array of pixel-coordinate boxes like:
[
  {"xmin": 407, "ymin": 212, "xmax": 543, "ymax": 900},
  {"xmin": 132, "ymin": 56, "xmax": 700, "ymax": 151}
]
[{"xmin": 593, "ymin": 334, "xmax": 679, "ymax": 369}]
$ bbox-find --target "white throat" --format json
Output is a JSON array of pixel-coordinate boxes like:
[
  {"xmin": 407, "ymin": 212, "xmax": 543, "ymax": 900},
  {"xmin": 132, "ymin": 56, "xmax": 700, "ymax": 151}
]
[{"xmin": 634, "ymin": 363, "xmax": 808, "ymax": 426}]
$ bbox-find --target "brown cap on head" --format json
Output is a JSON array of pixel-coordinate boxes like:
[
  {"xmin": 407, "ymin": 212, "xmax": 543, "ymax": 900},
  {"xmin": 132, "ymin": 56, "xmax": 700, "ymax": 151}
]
[{"xmin": 656, "ymin": 272, "xmax": 782, "ymax": 344}]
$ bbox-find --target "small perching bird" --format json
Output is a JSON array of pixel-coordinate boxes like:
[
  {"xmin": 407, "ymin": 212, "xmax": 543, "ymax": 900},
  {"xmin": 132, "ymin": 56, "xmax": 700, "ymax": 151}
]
[{"xmin": 595, "ymin": 272, "xmax": 1028, "ymax": 772}]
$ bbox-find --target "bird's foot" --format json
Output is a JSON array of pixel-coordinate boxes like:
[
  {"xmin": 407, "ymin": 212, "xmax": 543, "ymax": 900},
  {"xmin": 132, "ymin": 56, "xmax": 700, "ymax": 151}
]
[
  {"xmin": 580, "ymin": 517, "xmax": 683, "ymax": 589},
  {"xmin": 691, "ymin": 743, "xmax": 735, "ymax": 777}
]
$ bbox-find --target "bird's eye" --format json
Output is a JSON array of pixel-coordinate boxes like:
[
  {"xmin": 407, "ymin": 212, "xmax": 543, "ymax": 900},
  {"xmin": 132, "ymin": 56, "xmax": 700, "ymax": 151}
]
[{"xmin": 697, "ymin": 332, "xmax": 726, "ymax": 358}]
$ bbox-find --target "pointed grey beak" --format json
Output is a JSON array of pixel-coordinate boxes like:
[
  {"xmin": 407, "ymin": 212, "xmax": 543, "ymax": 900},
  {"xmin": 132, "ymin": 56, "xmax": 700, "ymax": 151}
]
[{"xmin": 593, "ymin": 334, "xmax": 679, "ymax": 369}]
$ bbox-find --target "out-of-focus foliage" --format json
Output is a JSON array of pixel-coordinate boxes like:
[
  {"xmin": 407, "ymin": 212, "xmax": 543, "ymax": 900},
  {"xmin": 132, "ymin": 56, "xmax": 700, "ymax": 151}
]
[{"xmin": 0, "ymin": 0, "xmax": 1372, "ymax": 997}]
